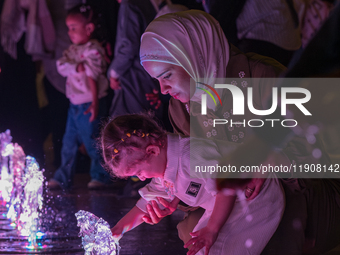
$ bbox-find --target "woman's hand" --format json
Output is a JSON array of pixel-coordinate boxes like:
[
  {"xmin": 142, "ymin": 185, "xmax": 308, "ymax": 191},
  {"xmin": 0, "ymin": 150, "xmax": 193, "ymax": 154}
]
[
  {"xmin": 145, "ymin": 89, "xmax": 161, "ymax": 110},
  {"xmin": 142, "ymin": 197, "xmax": 179, "ymax": 224},
  {"xmin": 183, "ymin": 193, "xmax": 235, "ymax": 255},
  {"xmin": 245, "ymin": 178, "xmax": 266, "ymax": 200},
  {"xmin": 184, "ymin": 226, "xmax": 218, "ymax": 255}
]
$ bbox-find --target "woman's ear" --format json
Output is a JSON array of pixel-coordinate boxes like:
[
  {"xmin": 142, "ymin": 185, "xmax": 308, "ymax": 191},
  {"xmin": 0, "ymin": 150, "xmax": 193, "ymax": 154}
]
[
  {"xmin": 146, "ymin": 145, "xmax": 160, "ymax": 156},
  {"xmin": 85, "ymin": 22, "xmax": 95, "ymax": 36}
]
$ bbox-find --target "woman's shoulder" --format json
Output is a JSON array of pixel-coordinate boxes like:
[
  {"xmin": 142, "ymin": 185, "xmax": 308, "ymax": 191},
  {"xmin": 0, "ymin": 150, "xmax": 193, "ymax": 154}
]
[
  {"xmin": 247, "ymin": 53, "xmax": 286, "ymax": 77},
  {"xmin": 227, "ymin": 44, "xmax": 286, "ymax": 78}
]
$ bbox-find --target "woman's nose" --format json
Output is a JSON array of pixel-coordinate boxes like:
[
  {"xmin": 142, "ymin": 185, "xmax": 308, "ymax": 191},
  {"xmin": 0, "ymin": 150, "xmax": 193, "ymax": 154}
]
[{"xmin": 159, "ymin": 82, "xmax": 171, "ymax": 95}]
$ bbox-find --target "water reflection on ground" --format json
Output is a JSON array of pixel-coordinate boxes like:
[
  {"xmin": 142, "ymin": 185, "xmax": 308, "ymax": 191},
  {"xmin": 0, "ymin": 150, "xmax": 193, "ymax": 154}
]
[{"xmin": 0, "ymin": 174, "xmax": 186, "ymax": 255}]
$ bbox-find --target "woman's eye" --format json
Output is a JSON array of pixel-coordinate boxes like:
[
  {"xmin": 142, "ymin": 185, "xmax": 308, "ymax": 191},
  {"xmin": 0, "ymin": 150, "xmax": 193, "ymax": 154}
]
[{"xmin": 163, "ymin": 73, "xmax": 171, "ymax": 79}]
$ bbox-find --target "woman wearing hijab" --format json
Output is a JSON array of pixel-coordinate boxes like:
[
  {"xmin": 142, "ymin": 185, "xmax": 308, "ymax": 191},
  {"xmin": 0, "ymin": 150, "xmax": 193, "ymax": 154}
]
[
  {"xmin": 139, "ymin": 10, "xmax": 332, "ymax": 255},
  {"xmin": 138, "ymin": 10, "xmax": 285, "ymax": 255},
  {"xmin": 140, "ymin": 10, "xmax": 286, "ymax": 140}
]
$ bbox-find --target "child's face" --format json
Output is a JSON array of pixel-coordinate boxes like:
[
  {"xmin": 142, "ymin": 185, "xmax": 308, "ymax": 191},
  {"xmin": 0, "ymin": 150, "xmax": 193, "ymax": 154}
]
[
  {"xmin": 117, "ymin": 146, "xmax": 167, "ymax": 181},
  {"xmin": 66, "ymin": 14, "xmax": 92, "ymax": 45}
]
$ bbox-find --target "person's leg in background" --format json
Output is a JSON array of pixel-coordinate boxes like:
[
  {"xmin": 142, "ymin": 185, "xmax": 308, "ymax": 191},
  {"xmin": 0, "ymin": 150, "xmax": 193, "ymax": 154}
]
[
  {"xmin": 78, "ymin": 98, "xmax": 112, "ymax": 189},
  {"xmin": 50, "ymin": 104, "xmax": 79, "ymax": 189}
]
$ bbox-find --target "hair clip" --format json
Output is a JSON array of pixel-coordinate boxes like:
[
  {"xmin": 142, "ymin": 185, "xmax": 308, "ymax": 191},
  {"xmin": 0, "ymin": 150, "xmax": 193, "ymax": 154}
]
[
  {"xmin": 114, "ymin": 148, "xmax": 118, "ymax": 153},
  {"xmin": 141, "ymin": 133, "xmax": 145, "ymax": 137},
  {"xmin": 126, "ymin": 133, "xmax": 131, "ymax": 137}
]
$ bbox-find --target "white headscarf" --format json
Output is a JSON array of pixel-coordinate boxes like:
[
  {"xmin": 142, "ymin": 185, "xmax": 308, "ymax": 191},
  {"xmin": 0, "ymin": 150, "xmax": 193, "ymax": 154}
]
[
  {"xmin": 155, "ymin": 4, "xmax": 189, "ymax": 19},
  {"xmin": 140, "ymin": 10, "xmax": 230, "ymax": 111}
]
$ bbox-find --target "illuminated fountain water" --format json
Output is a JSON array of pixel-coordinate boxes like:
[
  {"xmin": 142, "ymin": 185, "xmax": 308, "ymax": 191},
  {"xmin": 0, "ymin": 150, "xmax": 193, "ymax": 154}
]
[
  {"xmin": 0, "ymin": 130, "xmax": 83, "ymax": 253},
  {"xmin": 6, "ymin": 143, "xmax": 26, "ymax": 225},
  {"xmin": 76, "ymin": 210, "xmax": 120, "ymax": 255},
  {"xmin": 17, "ymin": 156, "xmax": 44, "ymax": 246},
  {"xmin": 0, "ymin": 130, "xmax": 15, "ymax": 206}
]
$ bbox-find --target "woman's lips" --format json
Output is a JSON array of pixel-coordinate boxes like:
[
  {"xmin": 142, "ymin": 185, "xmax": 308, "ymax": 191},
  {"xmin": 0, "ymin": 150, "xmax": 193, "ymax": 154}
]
[{"xmin": 171, "ymin": 93, "xmax": 179, "ymax": 99}]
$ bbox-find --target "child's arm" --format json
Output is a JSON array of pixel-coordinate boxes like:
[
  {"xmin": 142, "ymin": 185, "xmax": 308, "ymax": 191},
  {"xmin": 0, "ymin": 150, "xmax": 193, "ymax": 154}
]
[
  {"xmin": 56, "ymin": 54, "xmax": 77, "ymax": 77},
  {"xmin": 81, "ymin": 45, "xmax": 106, "ymax": 122},
  {"xmin": 111, "ymin": 205, "xmax": 146, "ymax": 240},
  {"xmin": 84, "ymin": 75, "xmax": 99, "ymax": 122},
  {"xmin": 184, "ymin": 192, "xmax": 236, "ymax": 255}
]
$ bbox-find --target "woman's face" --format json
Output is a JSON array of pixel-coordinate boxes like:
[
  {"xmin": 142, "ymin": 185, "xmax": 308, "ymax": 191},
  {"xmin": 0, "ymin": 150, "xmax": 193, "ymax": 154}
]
[{"xmin": 143, "ymin": 61, "xmax": 193, "ymax": 103}]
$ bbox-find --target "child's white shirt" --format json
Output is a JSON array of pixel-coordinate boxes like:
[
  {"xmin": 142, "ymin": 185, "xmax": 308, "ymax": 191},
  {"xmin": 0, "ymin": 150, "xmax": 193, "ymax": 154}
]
[
  {"xmin": 56, "ymin": 40, "xmax": 108, "ymax": 105},
  {"xmin": 136, "ymin": 134, "xmax": 240, "ymax": 213},
  {"xmin": 136, "ymin": 134, "xmax": 285, "ymax": 255}
]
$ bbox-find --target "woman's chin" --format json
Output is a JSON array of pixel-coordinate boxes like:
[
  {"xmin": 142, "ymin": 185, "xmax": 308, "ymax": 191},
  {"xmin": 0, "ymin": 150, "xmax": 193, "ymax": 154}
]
[{"xmin": 177, "ymin": 96, "xmax": 189, "ymax": 103}]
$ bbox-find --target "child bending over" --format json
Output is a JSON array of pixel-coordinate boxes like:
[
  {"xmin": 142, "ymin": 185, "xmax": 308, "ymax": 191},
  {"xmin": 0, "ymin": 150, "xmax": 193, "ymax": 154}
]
[
  {"xmin": 100, "ymin": 114, "xmax": 285, "ymax": 255},
  {"xmin": 47, "ymin": 4, "xmax": 110, "ymax": 189}
]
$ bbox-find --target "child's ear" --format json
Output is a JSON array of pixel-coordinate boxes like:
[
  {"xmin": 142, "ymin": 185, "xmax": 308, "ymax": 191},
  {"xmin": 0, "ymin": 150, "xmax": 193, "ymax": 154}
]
[
  {"xmin": 146, "ymin": 145, "xmax": 160, "ymax": 156},
  {"xmin": 85, "ymin": 23, "xmax": 95, "ymax": 36}
]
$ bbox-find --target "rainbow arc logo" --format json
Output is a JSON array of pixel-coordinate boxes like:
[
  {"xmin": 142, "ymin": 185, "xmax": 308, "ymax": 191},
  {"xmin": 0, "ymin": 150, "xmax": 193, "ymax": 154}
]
[{"xmin": 196, "ymin": 82, "xmax": 222, "ymax": 107}]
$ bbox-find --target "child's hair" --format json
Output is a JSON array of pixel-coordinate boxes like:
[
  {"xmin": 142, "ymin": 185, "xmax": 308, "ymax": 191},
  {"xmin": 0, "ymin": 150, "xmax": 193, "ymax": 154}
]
[
  {"xmin": 100, "ymin": 114, "xmax": 167, "ymax": 178},
  {"xmin": 67, "ymin": 4, "xmax": 107, "ymax": 42}
]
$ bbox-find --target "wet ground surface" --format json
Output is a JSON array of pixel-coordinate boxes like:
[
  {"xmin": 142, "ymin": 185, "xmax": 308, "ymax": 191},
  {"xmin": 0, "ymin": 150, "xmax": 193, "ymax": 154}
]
[{"xmin": 0, "ymin": 174, "xmax": 187, "ymax": 255}]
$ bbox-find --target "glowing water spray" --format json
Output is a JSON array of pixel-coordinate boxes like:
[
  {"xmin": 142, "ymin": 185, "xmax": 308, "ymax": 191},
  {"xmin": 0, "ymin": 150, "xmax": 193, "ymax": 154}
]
[
  {"xmin": 0, "ymin": 129, "xmax": 14, "ymax": 203},
  {"xmin": 0, "ymin": 130, "xmax": 45, "ymax": 249},
  {"xmin": 75, "ymin": 210, "xmax": 120, "ymax": 255},
  {"xmin": 7, "ymin": 143, "xmax": 26, "ymax": 223},
  {"xmin": 18, "ymin": 156, "xmax": 44, "ymax": 241}
]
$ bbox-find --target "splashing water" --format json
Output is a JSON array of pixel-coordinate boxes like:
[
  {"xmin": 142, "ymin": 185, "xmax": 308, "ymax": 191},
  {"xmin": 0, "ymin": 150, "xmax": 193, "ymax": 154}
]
[
  {"xmin": 18, "ymin": 156, "xmax": 45, "ymax": 239},
  {"xmin": 75, "ymin": 210, "xmax": 120, "ymax": 255},
  {"xmin": 0, "ymin": 130, "xmax": 46, "ymax": 248},
  {"xmin": 7, "ymin": 143, "xmax": 26, "ymax": 223},
  {"xmin": 0, "ymin": 129, "xmax": 14, "ymax": 203}
]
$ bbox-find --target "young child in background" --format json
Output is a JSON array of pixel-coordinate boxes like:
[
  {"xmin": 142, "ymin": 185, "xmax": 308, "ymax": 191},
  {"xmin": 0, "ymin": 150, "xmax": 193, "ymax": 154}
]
[
  {"xmin": 100, "ymin": 114, "xmax": 285, "ymax": 255},
  {"xmin": 47, "ymin": 4, "xmax": 111, "ymax": 190}
]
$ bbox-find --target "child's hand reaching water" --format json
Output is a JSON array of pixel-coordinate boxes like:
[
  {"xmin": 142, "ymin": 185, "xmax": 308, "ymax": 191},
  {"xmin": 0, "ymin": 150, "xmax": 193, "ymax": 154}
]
[
  {"xmin": 142, "ymin": 197, "xmax": 179, "ymax": 224},
  {"xmin": 111, "ymin": 225, "xmax": 123, "ymax": 241}
]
